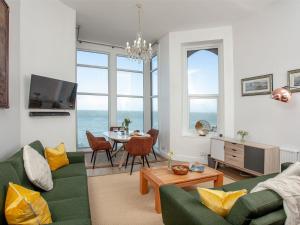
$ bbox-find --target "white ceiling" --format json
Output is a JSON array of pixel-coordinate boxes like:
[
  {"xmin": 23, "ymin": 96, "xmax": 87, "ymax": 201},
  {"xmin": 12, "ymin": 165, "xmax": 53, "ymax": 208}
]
[{"xmin": 61, "ymin": 0, "xmax": 277, "ymax": 47}]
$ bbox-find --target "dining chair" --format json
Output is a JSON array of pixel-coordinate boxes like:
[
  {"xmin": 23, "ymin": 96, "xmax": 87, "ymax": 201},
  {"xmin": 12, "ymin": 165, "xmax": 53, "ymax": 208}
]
[
  {"xmin": 124, "ymin": 136, "xmax": 153, "ymax": 175},
  {"xmin": 86, "ymin": 131, "xmax": 113, "ymax": 169},
  {"xmin": 147, "ymin": 129, "xmax": 159, "ymax": 160}
]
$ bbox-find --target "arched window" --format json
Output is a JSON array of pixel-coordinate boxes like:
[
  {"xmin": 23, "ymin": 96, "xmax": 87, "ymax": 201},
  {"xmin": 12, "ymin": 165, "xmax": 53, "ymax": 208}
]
[{"xmin": 187, "ymin": 48, "xmax": 219, "ymax": 131}]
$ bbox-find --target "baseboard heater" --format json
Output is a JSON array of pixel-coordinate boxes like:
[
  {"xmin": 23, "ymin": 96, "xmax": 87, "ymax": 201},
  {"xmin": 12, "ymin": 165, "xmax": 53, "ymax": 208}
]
[{"xmin": 29, "ymin": 111, "xmax": 70, "ymax": 117}]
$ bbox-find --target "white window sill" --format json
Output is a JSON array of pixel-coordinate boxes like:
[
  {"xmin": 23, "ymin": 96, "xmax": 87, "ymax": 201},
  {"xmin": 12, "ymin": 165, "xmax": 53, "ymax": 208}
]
[{"xmin": 182, "ymin": 130, "xmax": 219, "ymax": 138}]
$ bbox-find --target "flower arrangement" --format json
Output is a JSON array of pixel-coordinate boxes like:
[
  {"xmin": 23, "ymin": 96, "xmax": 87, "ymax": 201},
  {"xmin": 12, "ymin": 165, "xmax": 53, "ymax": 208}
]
[
  {"xmin": 122, "ymin": 118, "xmax": 132, "ymax": 132},
  {"xmin": 237, "ymin": 130, "xmax": 248, "ymax": 142}
]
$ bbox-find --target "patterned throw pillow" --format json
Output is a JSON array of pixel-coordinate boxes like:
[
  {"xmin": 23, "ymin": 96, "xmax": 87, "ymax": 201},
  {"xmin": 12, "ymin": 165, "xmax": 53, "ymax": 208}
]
[{"xmin": 5, "ymin": 182, "xmax": 52, "ymax": 224}]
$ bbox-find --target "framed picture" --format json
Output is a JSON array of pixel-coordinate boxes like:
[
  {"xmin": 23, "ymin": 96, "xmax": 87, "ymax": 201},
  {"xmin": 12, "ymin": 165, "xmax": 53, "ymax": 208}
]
[
  {"xmin": 0, "ymin": 0, "xmax": 9, "ymax": 108},
  {"xmin": 241, "ymin": 74, "xmax": 273, "ymax": 96},
  {"xmin": 288, "ymin": 69, "xmax": 300, "ymax": 93}
]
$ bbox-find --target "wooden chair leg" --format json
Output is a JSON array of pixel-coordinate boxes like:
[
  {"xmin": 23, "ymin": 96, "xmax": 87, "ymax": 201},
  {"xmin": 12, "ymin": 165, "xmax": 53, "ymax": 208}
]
[
  {"xmin": 145, "ymin": 155, "xmax": 150, "ymax": 168},
  {"xmin": 142, "ymin": 156, "xmax": 145, "ymax": 167},
  {"xmin": 130, "ymin": 156, "xmax": 136, "ymax": 175},
  {"xmin": 125, "ymin": 152, "xmax": 130, "ymax": 169},
  {"xmin": 152, "ymin": 147, "xmax": 157, "ymax": 160},
  {"xmin": 93, "ymin": 151, "xmax": 98, "ymax": 169},
  {"xmin": 90, "ymin": 151, "xmax": 95, "ymax": 163},
  {"xmin": 107, "ymin": 150, "xmax": 113, "ymax": 167}
]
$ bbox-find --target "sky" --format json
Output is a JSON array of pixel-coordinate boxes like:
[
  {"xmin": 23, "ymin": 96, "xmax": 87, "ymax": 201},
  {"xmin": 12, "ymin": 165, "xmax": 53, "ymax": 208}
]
[{"xmin": 76, "ymin": 50, "xmax": 218, "ymax": 113}]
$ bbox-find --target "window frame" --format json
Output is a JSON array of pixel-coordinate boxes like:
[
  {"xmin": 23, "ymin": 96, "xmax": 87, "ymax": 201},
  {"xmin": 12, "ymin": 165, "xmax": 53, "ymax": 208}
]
[
  {"xmin": 182, "ymin": 43, "xmax": 222, "ymax": 135},
  {"xmin": 150, "ymin": 54, "xmax": 158, "ymax": 129},
  {"xmin": 76, "ymin": 49, "xmax": 110, "ymax": 149}
]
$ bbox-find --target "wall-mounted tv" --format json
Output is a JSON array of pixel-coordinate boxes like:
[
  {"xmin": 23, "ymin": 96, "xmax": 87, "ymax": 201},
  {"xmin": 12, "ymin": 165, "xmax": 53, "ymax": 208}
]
[{"xmin": 29, "ymin": 74, "xmax": 77, "ymax": 109}]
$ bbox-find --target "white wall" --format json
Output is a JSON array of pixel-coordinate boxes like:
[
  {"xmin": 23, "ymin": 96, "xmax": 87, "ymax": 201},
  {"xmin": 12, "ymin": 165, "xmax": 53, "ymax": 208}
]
[
  {"xmin": 0, "ymin": 0, "xmax": 21, "ymax": 159},
  {"xmin": 19, "ymin": 0, "xmax": 77, "ymax": 151},
  {"xmin": 159, "ymin": 27, "xmax": 235, "ymax": 162},
  {"xmin": 233, "ymin": 0, "xmax": 300, "ymax": 151}
]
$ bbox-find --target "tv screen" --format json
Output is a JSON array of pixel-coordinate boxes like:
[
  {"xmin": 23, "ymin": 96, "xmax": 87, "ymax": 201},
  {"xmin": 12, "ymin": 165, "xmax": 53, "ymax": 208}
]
[{"xmin": 29, "ymin": 75, "xmax": 77, "ymax": 109}]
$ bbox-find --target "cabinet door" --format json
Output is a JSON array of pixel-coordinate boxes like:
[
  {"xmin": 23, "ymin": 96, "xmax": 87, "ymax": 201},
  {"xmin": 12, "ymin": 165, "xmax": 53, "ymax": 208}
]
[
  {"xmin": 244, "ymin": 146, "xmax": 265, "ymax": 174},
  {"xmin": 210, "ymin": 139, "xmax": 224, "ymax": 161}
]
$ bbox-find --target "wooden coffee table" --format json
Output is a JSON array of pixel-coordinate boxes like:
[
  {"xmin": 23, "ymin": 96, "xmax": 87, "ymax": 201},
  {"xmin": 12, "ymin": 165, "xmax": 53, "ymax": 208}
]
[{"xmin": 140, "ymin": 165, "xmax": 224, "ymax": 213}]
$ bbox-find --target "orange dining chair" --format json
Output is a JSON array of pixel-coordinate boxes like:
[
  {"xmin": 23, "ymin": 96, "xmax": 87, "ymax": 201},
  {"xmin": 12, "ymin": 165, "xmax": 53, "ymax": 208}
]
[
  {"xmin": 86, "ymin": 131, "xmax": 113, "ymax": 169},
  {"xmin": 124, "ymin": 136, "xmax": 153, "ymax": 175},
  {"xmin": 147, "ymin": 129, "xmax": 159, "ymax": 160}
]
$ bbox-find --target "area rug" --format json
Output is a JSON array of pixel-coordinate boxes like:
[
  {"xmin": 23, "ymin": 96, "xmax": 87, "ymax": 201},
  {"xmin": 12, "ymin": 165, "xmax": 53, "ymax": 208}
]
[
  {"xmin": 85, "ymin": 150, "xmax": 166, "ymax": 169},
  {"xmin": 88, "ymin": 171, "xmax": 234, "ymax": 225}
]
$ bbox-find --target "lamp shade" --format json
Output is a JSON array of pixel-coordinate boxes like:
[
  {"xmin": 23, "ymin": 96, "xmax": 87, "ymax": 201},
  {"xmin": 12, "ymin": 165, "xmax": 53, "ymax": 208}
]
[{"xmin": 271, "ymin": 87, "xmax": 292, "ymax": 103}]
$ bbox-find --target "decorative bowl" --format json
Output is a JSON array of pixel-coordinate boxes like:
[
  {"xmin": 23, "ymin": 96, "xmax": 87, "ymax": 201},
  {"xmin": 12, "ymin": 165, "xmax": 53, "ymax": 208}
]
[{"xmin": 172, "ymin": 165, "xmax": 189, "ymax": 175}]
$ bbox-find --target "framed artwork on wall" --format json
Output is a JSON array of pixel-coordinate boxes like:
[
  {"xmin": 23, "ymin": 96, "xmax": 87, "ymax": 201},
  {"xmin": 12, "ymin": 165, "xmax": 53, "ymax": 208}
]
[
  {"xmin": 241, "ymin": 74, "xmax": 273, "ymax": 96},
  {"xmin": 0, "ymin": 0, "xmax": 9, "ymax": 108},
  {"xmin": 287, "ymin": 69, "xmax": 300, "ymax": 93}
]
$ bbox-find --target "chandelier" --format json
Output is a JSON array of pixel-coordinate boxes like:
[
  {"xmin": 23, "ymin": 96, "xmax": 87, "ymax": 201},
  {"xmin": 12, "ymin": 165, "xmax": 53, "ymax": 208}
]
[{"xmin": 126, "ymin": 4, "xmax": 152, "ymax": 62}]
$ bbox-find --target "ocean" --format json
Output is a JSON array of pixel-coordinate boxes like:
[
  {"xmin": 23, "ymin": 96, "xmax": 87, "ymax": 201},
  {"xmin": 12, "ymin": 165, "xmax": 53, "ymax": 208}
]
[{"xmin": 77, "ymin": 110, "xmax": 217, "ymax": 148}]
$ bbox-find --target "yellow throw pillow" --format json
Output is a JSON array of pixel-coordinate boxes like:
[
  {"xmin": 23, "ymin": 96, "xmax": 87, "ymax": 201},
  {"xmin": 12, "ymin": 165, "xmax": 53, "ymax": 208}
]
[
  {"xmin": 197, "ymin": 188, "xmax": 247, "ymax": 217},
  {"xmin": 44, "ymin": 143, "xmax": 69, "ymax": 171},
  {"xmin": 5, "ymin": 182, "xmax": 52, "ymax": 225}
]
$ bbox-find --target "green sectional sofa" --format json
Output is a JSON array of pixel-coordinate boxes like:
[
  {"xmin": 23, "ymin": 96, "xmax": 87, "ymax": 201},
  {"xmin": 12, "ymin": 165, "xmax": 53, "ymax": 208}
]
[
  {"xmin": 0, "ymin": 140, "xmax": 91, "ymax": 225},
  {"xmin": 160, "ymin": 163, "xmax": 292, "ymax": 225}
]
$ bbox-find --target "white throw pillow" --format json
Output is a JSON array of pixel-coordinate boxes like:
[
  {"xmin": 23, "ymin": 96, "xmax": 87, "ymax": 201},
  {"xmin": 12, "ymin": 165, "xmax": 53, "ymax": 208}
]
[{"xmin": 23, "ymin": 145, "xmax": 53, "ymax": 191}]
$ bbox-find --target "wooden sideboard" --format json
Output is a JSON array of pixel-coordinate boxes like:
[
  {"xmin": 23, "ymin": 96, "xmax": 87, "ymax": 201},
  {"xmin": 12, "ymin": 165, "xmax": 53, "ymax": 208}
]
[{"xmin": 210, "ymin": 137, "xmax": 280, "ymax": 176}]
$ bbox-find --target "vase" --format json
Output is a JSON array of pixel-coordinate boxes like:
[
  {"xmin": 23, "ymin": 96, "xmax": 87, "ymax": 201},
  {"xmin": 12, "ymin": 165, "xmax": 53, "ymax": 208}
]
[{"xmin": 167, "ymin": 159, "xmax": 172, "ymax": 171}]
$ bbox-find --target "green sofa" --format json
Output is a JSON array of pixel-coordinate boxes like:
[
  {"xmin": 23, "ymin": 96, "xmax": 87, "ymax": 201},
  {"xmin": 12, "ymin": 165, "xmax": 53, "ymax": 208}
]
[
  {"xmin": 0, "ymin": 140, "xmax": 91, "ymax": 225},
  {"xmin": 160, "ymin": 163, "xmax": 292, "ymax": 225}
]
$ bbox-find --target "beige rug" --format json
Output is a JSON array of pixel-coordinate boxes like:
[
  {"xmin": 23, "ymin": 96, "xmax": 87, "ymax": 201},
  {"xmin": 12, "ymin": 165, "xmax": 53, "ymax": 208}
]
[
  {"xmin": 88, "ymin": 171, "xmax": 234, "ymax": 225},
  {"xmin": 85, "ymin": 150, "xmax": 166, "ymax": 169}
]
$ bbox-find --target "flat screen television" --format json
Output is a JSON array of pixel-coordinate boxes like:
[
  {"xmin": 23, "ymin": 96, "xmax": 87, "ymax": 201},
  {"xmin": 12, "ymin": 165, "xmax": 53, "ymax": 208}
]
[{"xmin": 29, "ymin": 74, "xmax": 77, "ymax": 109}]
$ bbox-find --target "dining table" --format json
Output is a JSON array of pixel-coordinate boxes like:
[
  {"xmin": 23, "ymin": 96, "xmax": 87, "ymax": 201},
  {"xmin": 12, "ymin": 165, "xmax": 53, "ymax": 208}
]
[{"xmin": 102, "ymin": 131, "xmax": 150, "ymax": 168}]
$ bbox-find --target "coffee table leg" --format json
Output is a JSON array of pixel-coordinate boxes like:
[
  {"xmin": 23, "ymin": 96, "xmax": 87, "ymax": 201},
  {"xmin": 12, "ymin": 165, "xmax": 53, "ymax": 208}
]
[
  {"xmin": 140, "ymin": 170, "xmax": 148, "ymax": 194},
  {"xmin": 154, "ymin": 185, "xmax": 161, "ymax": 214},
  {"xmin": 214, "ymin": 174, "xmax": 224, "ymax": 188}
]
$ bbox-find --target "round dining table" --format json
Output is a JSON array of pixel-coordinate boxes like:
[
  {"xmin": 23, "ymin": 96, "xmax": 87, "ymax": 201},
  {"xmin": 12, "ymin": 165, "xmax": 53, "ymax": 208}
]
[{"xmin": 102, "ymin": 131, "xmax": 150, "ymax": 168}]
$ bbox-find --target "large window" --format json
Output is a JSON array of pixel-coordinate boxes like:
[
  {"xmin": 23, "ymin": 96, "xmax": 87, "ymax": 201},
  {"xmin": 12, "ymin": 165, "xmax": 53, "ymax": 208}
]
[
  {"xmin": 76, "ymin": 50, "xmax": 109, "ymax": 148},
  {"xmin": 117, "ymin": 56, "xmax": 144, "ymax": 131},
  {"xmin": 187, "ymin": 48, "xmax": 219, "ymax": 131},
  {"xmin": 150, "ymin": 55, "xmax": 158, "ymax": 129}
]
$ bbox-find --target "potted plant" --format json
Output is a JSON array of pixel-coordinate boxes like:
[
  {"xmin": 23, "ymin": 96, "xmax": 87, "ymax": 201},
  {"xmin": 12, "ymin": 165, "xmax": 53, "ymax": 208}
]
[
  {"xmin": 122, "ymin": 118, "xmax": 132, "ymax": 133},
  {"xmin": 237, "ymin": 130, "xmax": 248, "ymax": 142}
]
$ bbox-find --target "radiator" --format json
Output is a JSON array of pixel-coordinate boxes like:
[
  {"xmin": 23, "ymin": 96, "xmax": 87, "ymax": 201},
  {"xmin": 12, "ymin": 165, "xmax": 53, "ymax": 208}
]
[{"xmin": 280, "ymin": 147, "xmax": 299, "ymax": 164}]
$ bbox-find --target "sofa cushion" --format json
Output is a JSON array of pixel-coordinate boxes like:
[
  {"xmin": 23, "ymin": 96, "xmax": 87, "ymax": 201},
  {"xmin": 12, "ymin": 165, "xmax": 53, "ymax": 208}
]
[
  {"xmin": 6, "ymin": 141, "xmax": 45, "ymax": 189},
  {"xmin": 50, "ymin": 218, "xmax": 92, "ymax": 225},
  {"xmin": 52, "ymin": 163, "xmax": 86, "ymax": 179},
  {"xmin": 48, "ymin": 197, "xmax": 90, "ymax": 221},
  {"xmin": 5, "ymin": 182, "xmax": 52, "ymax": 225},
  {"xmin": 222, "ymin": 173, "xmax": 277, "ymax": 192},
  {"xmin": 0, "ymin": 163, "xmax": 21, "ymax": 225},
  {"xmin": 249, "ymin": 209, "xmax": 286, "ymax": 225},
  {"xmin": 42, "ymin": 176, "xmax": 88, "ymax": 202},
  {"xmin": 226, "ymin": 190, "xmax": 283, "ymax": 225},
  {"xmin": 23, "ymin": 145, "xmax": 53, "ymax": 191}
]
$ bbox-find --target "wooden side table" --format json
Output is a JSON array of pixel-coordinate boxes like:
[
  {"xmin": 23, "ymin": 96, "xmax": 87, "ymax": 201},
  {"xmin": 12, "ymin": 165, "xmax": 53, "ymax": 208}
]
[{"xmin": 140, "ymin": 166, "xmax": 224, "ymax": 213}]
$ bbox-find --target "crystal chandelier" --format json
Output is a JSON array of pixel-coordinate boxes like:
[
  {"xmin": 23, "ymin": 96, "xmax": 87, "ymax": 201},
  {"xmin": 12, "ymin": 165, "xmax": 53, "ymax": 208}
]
[{"xmin": 126, "ymin": 4, "xmax": 152, "ymax": 62}]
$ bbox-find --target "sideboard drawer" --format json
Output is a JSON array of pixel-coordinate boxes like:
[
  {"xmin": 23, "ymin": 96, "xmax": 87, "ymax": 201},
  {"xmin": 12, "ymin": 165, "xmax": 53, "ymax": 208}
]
[
  {"xmin": 225, "ymin": 153, "xmax": 244, "ymax": 168},
  {"xmin": 225, "ymin": 142, "xmax": 244, "ymax": 151},
  {"xmin": 225, "ymin": 147, "xmax": 244, "ymax": 158}
]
